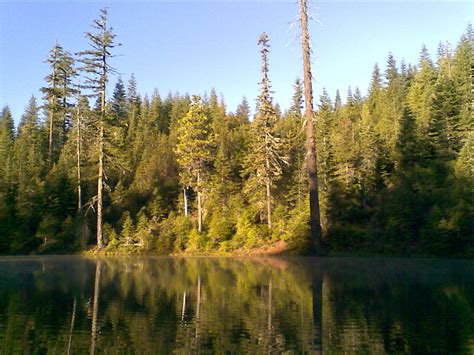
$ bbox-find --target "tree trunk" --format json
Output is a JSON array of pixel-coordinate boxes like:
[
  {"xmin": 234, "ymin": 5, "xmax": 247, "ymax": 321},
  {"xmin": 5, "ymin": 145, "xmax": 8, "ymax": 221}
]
[
  {"xmin": 265, "ymin": 140, "xmax": 272, "ymax": 229},
  {"xmin": 267, "ymin": 279, "xmax": 273, "ymax": 349},
  {"xmin": 183, "ymin": 187, "xmax": 188, "ymax": 217},
  {"xmin": 76, "ymin": 104, "xmax": 82, "ymax": 212},
  {"xmin": 67, "ymin": 298, "xmax": 77, "ymax": 355},
  {"xmin": 62, "ymin": 80, "xmax": 68, "ymax": 146},
  {"xmin": 48, "ymin": 63, "xmax": 56, "ymax": 164},
  {"xmin": 97, "ymin": 119, "xmax": 104, "ymax": 250},
  {"xmin": 195, "ymin": 276, "xmax": 201, "ymax": 342},
  {"xmin": 300, "ymin": 0, "xmax": 323, "ymax": 254},
  {"xmin": 181, "ymin": 291, "xmax": 187, "ymax": 321},
  {"xmin": 90, "ymin": 260, "xmax": 102, "ymax": 355},
  {"xmin": 96, "ymin": 67, "xmax": 106, "ymax": 249},
  {"xmin": 197, "ymin": 173, "xmax": 203, "ymax": 233},
  {"xmin": 266, "ymin": 180, "xmax": 272, "ymax": 229}
]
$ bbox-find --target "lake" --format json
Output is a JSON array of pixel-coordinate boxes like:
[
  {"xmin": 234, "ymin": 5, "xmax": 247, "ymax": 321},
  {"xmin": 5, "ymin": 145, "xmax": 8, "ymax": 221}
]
[{"xmin": 0, "ymin": 256, "xmax": 473, "ymax": 353}]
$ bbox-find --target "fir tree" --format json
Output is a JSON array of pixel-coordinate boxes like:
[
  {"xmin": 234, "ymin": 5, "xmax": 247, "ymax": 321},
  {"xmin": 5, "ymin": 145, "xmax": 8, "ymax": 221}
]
[
  {"xmin": 299, "ymin": 0, "xmax": 323, "ymax": 252},
  {"xmin": 175, "ymin": 96, "xmax": 213, "ymax": 233},
  {"xmin": 41, "ymin": 42, "xmax": 76, "ymax": 164},
  {"xmin": 77, "ymin": 8, "xmax": 119, "ymax": 250},
  {"xmin": 315, "ymin": 90, "xmax": 335, "ymax": 228},
  {"xmin": 243, "ymin": 33, "xmax": 286, "ymax": 230},
  {"xmin": 111, "ymin": 76, "xmax": 127, "ymax": 122},
  {"xmin": 0, "ymin": 107, "xmax": 15, "ymax": 186},
  {"xmin": 407, "ymin": 46, "xmax": 436, "ymax": 131}
]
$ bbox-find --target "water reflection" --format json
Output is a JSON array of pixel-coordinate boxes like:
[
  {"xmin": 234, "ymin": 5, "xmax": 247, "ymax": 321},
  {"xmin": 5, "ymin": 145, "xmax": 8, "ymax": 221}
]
[{"xmin": 0, "ymin": 257, "xmax": 473, "ymax": 353}]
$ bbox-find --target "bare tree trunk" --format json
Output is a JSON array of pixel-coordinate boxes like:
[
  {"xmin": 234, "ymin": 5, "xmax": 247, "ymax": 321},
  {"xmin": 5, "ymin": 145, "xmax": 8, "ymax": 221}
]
[
  {"xmin": 181, "ymin": 291, "xmax": 187, "ymax": 321},
  {"xmin": 312, "ymin": 269, "xmax": 323, "ymax": 351},
  {"xmin": 48, "ymin": 109, "xmax": 54, "ymax": 164},
  {"xmin": 48, "ymin": 62, "xmax": 57, "ymax": 164},
  {"xmin": 195, "ymin": 276, "xmax": 201, "ymax": 344},
  {"xmin": 197, "ymin": 172, "xmax": 203, "ymax": 233},
  {"xmin": 265, "ymin": 139, "xmax": 272, "ymax": 229},
  {"xmin": 67, "ymin": 298, "xmax": 77, "ymax": 355},
  {"xmin": 76, "ymin": 104, "xmax": 82, "ymax": 212},
  {"xmin": 90, "ymin": 260, "xmax": 102, "ymax": 355},
  {"xmin": 268, "ymin": 280, "xmax": 273, "ymax": 345},
  {"xmin": 61, "ymin": 80, "xmax": 68, "ymax": 146},
  {"xmin": 183, "ymin": 187, "xmax": 188, "ymax": 217},
  {"xmin": 196, "ymin": 276, "xmax": 201, "ymax": 319},
  {"xmin": 96, "ymin": 74, "xmax": 105, "ymax": 249},
  {"xmin": 321, "ymin": 273, "xmax": 331, "ymax": 352},
  {"xmin": 300, "ymin": 0, "xmax": 323, "ymax": 254},
  {"xmin": 97, "ymin": 119, "xmax": 104, "ymax": 250},
  {"xmin": 266, "ymin": 180, "xmax": 272, "ymax": 229}
]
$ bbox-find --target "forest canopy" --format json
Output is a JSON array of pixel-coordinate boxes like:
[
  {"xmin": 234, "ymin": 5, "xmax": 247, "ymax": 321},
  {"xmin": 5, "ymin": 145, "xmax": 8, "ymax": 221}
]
[{"xmin": 0, "ymin": 9, "xmax": 472, "ymax": 257}]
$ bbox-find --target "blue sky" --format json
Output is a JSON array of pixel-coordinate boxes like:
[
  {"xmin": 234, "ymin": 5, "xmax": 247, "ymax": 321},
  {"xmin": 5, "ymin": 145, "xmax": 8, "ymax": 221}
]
[{"xmin": 0, "ymin": 1, "xmax": 472, "ymax": 123}]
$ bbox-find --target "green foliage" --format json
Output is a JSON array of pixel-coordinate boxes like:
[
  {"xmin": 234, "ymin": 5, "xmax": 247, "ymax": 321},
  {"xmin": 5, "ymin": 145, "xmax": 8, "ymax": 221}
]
[
  {"xmin": 233, "ymin": 208, "xmax": 269, "ymax": 249},
  {"xmin": 155, "ymin": 212, "xmax": 193, "ymax": 253},
  {"xmin": 0, "ymin": 18, "xmax": 472, "ymax": 258},
  {"xmin": 207, "ymin": 212, "xmax": 235, "ymax": 248},
  {"xmin": 121, "ymin": 212, "xmax": 136, "ymax": 246}
]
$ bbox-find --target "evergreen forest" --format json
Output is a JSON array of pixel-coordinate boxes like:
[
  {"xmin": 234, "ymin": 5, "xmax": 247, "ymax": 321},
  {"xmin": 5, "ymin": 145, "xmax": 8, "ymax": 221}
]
[{"xmin": 0, "ymin": 9, "xmax": 472, "ymax": 257}]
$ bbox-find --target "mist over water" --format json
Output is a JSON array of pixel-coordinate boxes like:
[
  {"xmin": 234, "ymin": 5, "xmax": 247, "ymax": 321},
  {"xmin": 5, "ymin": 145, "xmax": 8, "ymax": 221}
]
[{"xmin": 0, "ymin": 256, "xmax": 473, "ymax": 353}]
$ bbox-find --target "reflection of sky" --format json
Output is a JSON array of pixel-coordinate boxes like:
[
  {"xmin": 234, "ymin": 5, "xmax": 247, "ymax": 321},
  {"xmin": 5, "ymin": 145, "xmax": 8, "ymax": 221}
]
[{"xmin": 1, "ymin": 1, "xmax": 472, "ymax": 123}]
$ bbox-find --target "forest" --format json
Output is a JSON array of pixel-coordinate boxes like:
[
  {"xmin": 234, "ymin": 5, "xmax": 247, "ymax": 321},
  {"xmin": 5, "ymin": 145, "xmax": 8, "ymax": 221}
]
[{"xmin": 0, "ymin": 8, "xmax": 472, "ymax": 257}]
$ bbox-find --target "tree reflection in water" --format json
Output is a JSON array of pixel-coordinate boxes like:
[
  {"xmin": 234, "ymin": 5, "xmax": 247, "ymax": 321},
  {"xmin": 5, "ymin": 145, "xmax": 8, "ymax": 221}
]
[{"xmin": 0, "ymin": 256, "xmax": 473, "ymax": 353}]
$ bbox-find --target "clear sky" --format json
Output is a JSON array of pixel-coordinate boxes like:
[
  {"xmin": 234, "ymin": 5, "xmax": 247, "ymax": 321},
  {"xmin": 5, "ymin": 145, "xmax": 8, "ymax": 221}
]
[{"xmin": 1, "ymin": 1, "xmax": 472, "ymax": 123}]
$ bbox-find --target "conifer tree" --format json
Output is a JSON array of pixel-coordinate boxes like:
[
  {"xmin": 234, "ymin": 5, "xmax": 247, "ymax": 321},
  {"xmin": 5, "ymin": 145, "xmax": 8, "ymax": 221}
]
[
  {"xmin": 14, "ymin": 96, "xmax": 44, "ymax": 250},
  {"xmin": 299, "ymin": 0, "xmax": 323, "ymax": 252},
  {"xmin": 111, "ymin": 77, "xmax": 127, "ymax": 121},
  {"xmin": 41, "ymin": 42, "xmax": 76, "ymax": 164},
  {"xmin": 0, "ymin": 107, "xmax": 15, "ymax": 186},
  {"xmin": 235, "ymin": 97, "xmax": 250, "ymax": 125},
  {"xmin": 0, "ymin": 107, "xmax": 16, "ymax": 251},
  {"xmin": 315, "ymin": 90, "xmax": 335, "ymax": 227},
  {"xmin": 175, "ymin": 96, "xmax": 213, "ymax": 233},
  {"xmin": 77, "ymin": 8, "xmax": 119, "ymax": 250},
  {"xmin": 243, "ymin": 33, "xmax": 286, "ymax": 229},
  {"xmin": 452, "ymin": 24, "xmax": 474, "ymax": 134},
  {"xmin": 121, "ymin": 211, "xmax": 135, "ymax": 246},
  {"xmin": 289, "ymin": 78, "xmax": 304, "ymax": 117},
  {"xmin": 280, "ymin": 79, "xmax": 306, "ymax": 210},
  {"xmin": 407, "ymin": 46, "xmax": 436, "ymax": 131},
  {"xmin": 334, "ymin": 90, "xmax": 342, "ymax": 110}
]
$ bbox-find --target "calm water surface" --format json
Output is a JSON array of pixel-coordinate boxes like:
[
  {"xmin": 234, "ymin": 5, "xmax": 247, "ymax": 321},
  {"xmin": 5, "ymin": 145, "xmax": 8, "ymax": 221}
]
[{"xmin": 0, "ymin": 256, "xmax": 473, "ymax": 353}]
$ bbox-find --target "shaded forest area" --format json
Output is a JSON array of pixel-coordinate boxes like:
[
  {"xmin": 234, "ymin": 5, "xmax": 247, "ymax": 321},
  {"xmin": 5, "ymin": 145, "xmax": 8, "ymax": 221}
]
[{"xmin": 0, "ymin": 9, "xmax": 472, "ymax": 256}]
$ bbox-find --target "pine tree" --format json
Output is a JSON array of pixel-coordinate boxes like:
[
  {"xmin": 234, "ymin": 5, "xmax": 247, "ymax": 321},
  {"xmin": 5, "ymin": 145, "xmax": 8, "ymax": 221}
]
[
  {"xmin": 243, "ymin": 33, "xmax": 286, "ymax": 230},
  {"xmin": 452, "ymin": 24, "xmax": 474, "ymax": 135},
  {"xmin": 430, "ymin": 74, "xmax": 462, "ymax": 159},
  {"xmin": 280, "ymin": 79, "xmax": 306, "ymax": 211},
  {"xmin": 0, "ymin": 107, "xmax": 15, "ymax": 186},
  {"xmin": 359, "ymin": 98, "xmax": 382, "ymax": 207},
  {"xmin": 14, "ymin": 96, "xmax": 45, "ymax": 251},
  {"xmin": 376, "ymin": 52, "xmax": 405, "ymax": 165},
  {"xmin": 121, "ymin": 211, "xmax": 135, "ymax": 246},
  {"xmin": 289, "ymin": 78, "xmax": 304, "ymax": 117},
  {"xmin": 175, "ymin": 96, "xmax": 213, "ymax": 233},
  {"xmin": 235, "ymin": 97, "xmax": 250, "ymax": 125},
  {"xmin": 315, "ymin": 90, "xmax": 335, "ymax": 228},
  {"xmin": 396, "ymin": 107, "xmax": 423, "ymax": 171},
  {"xmin": 77, "ymin": 8, "xmax": 119, "ymax": 250},
  {"xmin": 407, "ymin": 45, "xmax": 436, "ymax": 131},
  {"xmin": 0, "ymin": 106, "xmax": 16, "ymax": 252},
  {"xmin": 299, "ymin": 0, "xmax": 323, "ymax": 252},
  {"xmin": 111, "ymin": 76, "xmax": 127, "ymax": 121},
  {"xmin": 41, "ymin": 42, "xmax": 76, "ymax": 164}
]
